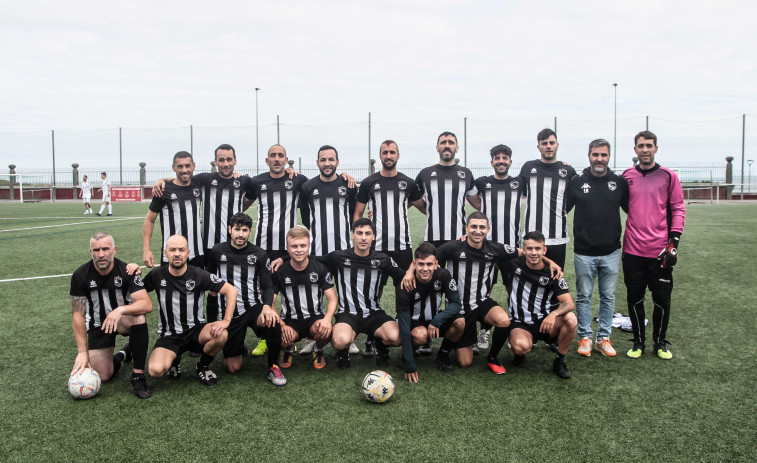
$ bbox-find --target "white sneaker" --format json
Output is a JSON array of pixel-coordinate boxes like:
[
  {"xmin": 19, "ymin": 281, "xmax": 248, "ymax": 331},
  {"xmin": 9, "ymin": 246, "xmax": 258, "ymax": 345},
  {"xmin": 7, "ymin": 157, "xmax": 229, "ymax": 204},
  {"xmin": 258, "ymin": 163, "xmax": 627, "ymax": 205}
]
[
  {"xmin": 349, "ymin": 342, "xmax": 360, "ymax": 355},
  {"xmin": 477, "ymin": 329, "xmax": 490, "ymax": 350},
  {"xmin": 299, "ymin": 339, "xmax": 316, "ymax": 355}
]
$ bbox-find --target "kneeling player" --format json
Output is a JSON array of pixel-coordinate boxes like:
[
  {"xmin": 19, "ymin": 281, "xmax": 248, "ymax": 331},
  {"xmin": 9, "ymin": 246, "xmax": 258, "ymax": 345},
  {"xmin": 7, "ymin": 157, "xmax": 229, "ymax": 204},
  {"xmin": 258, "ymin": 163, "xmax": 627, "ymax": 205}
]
[
  {"xmin": 145, "ymin": 235, "xmax": 238, "ymax": 387},
  {"xmin": 70, "ymin": 233, "xmax": 153, "ymax": 398},
  {"xmin": 396, "ymin": 242, "xmax": 464, "ymax": 383},
  {"xmin": 488, "ymin": 231, "xmax": 577, "ymax": 379},
  {"xmin": 206, "ymin": 213, "xmax": 285, "ymax": 386},
  {"xmin": 273, "ymin": 227, "xmax": 338, "ymax": 370}
]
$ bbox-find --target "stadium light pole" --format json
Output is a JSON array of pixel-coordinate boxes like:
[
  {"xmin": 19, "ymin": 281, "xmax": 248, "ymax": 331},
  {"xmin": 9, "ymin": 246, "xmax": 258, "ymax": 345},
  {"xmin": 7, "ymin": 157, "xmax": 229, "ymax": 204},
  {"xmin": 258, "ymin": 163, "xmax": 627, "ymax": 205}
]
[
  {"xmin": 255, "ymin": 88, "xmax": 260, "ymax": 175},
  {"xmin": 613, "ymin": 83, "xmax": 618, "ymax": 170},
  {"xmin": 749, "ymin": 160, "xmax": 754, "ymax": 194}
]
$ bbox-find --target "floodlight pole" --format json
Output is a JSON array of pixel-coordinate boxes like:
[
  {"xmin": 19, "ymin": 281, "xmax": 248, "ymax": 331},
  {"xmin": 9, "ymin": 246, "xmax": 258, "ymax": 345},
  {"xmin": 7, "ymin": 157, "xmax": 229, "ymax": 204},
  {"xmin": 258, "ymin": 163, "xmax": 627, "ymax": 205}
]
[
  {"xmin": 741, "ymin": 114, "xmax": 746, "ymax": 199},
  {"xmin": 748, "ymin": 159, "xmax": 754, "ymax": 194},
  {"xmin": 613, "ymin": 83, "xmax": 618, "ymax": 170},
  {"xmin": 255, "ymin": 88, "xmax": 260, "ymax": 175}
]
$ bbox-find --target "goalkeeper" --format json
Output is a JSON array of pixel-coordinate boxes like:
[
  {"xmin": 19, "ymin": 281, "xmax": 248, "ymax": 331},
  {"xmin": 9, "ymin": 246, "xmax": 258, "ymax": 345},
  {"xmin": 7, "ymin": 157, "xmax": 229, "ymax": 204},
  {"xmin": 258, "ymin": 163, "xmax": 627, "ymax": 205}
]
[{"xmin": 621, "ymin": 131, "xmax": 686, "ymax": 360}]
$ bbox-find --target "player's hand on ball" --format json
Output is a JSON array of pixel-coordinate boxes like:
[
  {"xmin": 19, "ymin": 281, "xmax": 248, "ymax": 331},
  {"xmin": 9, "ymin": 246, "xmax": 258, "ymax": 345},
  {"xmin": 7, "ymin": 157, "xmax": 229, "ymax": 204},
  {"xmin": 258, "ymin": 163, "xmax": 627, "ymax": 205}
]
[
  {"xmin": 71, "ymin": 352, "xmax": 91, "ymax": 375},
  {"xmin": 658, "ymin": 244, "xmax": 678, "ymax": 268}
]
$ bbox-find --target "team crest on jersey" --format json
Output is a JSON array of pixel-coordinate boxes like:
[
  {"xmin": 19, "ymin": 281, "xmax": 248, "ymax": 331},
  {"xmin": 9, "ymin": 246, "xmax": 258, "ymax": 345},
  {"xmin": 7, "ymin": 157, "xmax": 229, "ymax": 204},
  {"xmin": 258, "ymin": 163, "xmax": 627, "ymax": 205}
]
[
  {"xmin": 434, "ymin": 280, "xmax": 442, "ymax": 291},
  {"xmin": 193, "ymin": 188, "xmax": 200, "ymax": 197},
  {"xmin": 344, "ymin": 259, "xmax": 351, "ymax": 266},
  {"xmin": 558, "ymin": 278, "xmax": 568, "ymax": 290},
  {"xmin": 398, "ymin": 181, "xmax": 407, "ymax": 190},
  {"xmin": 415, "ymin": 293, "xmax": 422, "ymax": 300},
  {"xmin": 309, "ymin": 272, "xmax": 319, "ymax": 283},
  {"xmin": 114, "ymin": 276, "xmax": 122, "ymax": 288},
  {"xmin": 504, "ymin": 245, "xmax": 515, "ymax": 254},
  {"xmin": 160, "ymin": 279, "xmax": 167, "ymax": 287},
  {"xmin": 371, "ymin": 259, "xmax": 380, "ymax": 268},
  {"xmin": 390, "ymin": 258, "xmax": 398, "ymax": 267},
  {"xmin": 220, "ymin": 254, "xmax": 227, "ymax": 262},
  {"xmin": 261, "ymin": 184, "xmax": 268, "ymax": 191},
  {"xmin": 186, "ymin": 280, "xmax": 196, "ymax": 291},
  {"xmin": 285, "ymin": 180, "xmax": 293, "ymax": 189},
  {"xmin": 134, "ymin": 275, "xmax": 144, "ymax": 286},
  {"xmin": 285, "ymin": 277, "xmax": 291, "ymax": 284},
  {"xmin": 210, "ymin": 274, "xmax": 222, "ymax": 284},
  {"xmin": 608, "ymin": 181, "xmax": 617, "ymax": 191},
  {"xmin": 449, "ymin": 279, "xmax": 458, "ymax": 292},
  {"xmin": 325, "ymin": 272, "xmax": 333, "ymax": 284},
  {"xmin": 89, "ymin": 280, "xmax": 97, "ymax": 288},
  {"xmin": 338, "ymin": 186, "xmax": 347, "ymax": 196},
  {"xmin": 457, "ymin": 171, "xmax": 465, "ymax": 179},
  {"xmin": 170, "ymin": 193, "xmax": 178, "ymax": 200},
  {"xmin": 485, "ymin": 253, "xmax": 494, "ymax": 260},
  {"xmin": 247, "ymin": 254, "xmax": 256, "ymax": 265},
  {"xmin": 558, "ymin": 169, "xmax": 568, "ymax": 178},
  {"xmin": 510, "ymin": 180, "xmax": 519, "ymax": 189},
  {"xmin": 233, "ymin": 179, "xmax": 240, "ymax": 188},
  {"xmin": 265, "ymin": 259, "xmax": 271, "ymax": 271},
  {"xmin": 211, "ymin": 179, "xmax": 218, "ymax": 186},
  {"xmin": 539, "ymin": 276, "xmax": 549, "ymax": 285}
]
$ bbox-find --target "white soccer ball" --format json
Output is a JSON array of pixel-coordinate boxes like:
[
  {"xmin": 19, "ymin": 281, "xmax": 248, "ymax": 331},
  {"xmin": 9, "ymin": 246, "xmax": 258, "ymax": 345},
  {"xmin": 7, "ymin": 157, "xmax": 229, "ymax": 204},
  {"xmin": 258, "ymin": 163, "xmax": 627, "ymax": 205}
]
[
  {"xmin": 68, "ymin": 368, "xmax": 101, "ymax": 399},
  {"xmin": 362, "ymin": 370, "xmax": 395, "ymax": 403}
]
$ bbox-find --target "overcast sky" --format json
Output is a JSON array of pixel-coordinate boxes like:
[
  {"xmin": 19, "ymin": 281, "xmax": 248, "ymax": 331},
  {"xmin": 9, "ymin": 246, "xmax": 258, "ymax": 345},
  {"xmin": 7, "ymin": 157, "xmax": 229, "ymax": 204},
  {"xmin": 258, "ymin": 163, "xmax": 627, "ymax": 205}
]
[{"xmin": 2, "ymin": 1, "xmax": 756, "ymax": 175}]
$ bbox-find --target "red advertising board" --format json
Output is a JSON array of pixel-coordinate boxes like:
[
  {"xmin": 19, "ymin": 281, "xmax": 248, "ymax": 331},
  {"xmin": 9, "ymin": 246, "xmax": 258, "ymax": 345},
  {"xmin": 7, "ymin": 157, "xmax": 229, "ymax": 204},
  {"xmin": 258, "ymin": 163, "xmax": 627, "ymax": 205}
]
[{"xmin": 111, "ymin": 187, "xmax": 142, "ymax": 202}]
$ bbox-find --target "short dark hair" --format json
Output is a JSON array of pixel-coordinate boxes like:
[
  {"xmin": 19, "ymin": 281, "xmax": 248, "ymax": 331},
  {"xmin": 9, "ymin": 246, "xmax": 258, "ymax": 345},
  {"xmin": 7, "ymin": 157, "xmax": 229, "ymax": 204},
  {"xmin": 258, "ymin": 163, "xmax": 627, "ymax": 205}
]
[
  {"xmin": 380, "ymin": 140, "xmax": 399, "ymax": 151},
  {"xmin": 634, "ymin": 131, "xmax": 657, "ymax": 146},
  {"xmin": 588, "ymin": 139, "xmax": 611, "ymax": 156},
  {"xmin": 537, "ymin": 128, "xmax": 556, "ymax": 142},
  {"xmin": 437, "ymin": 131, "xmax": 458, "ymax": 144},
  {"xmin": 523, "ymin": 230, "xmax": 546, "ymax": 244},
  {"xmin": 215, "ymin": 144, "xmax": 236, "ymax": 159},
  {"xmin": 100, "ymin": 172, "xmax": 107, "ymax": 176},
  {"xmin": 414, "ymin": 242, "xmax": 437, "ymax": 260},
  {"xmin": 318, "ymin": 145, "xmax": 339, "ymax": 160},
  {"xmin": 467, "ymin": 211, "xmax": 489, "ymax": 225},
  {"xmin": 229, "ymin": 212, "xmax": 253, "ymax": 229},
  {"xmin": 352, "ymin": 217, "xmax": 375, "ymax": 234},
  {"xmin": 490, "ymin": 144, "xmax": 512, "ymax": 159},
  {"xmin": 173, "ymin": 151, "xmax": 193, "ymax": 164}
]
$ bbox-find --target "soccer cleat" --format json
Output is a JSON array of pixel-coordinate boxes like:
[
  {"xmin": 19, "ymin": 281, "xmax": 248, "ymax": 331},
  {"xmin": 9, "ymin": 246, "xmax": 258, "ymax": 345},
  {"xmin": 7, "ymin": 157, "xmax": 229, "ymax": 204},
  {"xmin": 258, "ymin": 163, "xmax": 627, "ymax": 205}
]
[
  {"xmin": 107, "ymin": 213, "xmax": 112, "ymax": 216},
  {"xmin": 336, "ymin": 350, "xmax": 350, "ymax": 370},
  {"xmin": 279, "ymin": 350, "xmax": 294, "ymax": 369},
  {"xmin": 362, "ymin": 340, "xmax": 376, "ymax": 357},
  {"xmin": 348, "ymin": 342, "xmax": 360, "ymax": 355},
  {"xmin": 313, "ymin": 350, "xmax": 326, "ymax": 369},
  {"xmin": 375, "ymin": 342, "xmax": 390, "ymax": 367},
  {"xmin": 130, "ymin": 373, "xmax": 152, "ymax": 399},
  {"xmin": 626, "ymin": 341, "xmax": 644, "ymax": 359},
  {"xmin": 654, "ymin": 341, "xmax": 673, "ymax": 360},
  {"xmin": 436, "ymin": 351, "xmax": 453, "ymax": 373},
  {"xmin": 477, "ymin": 329, "xmax": 491, "ymax": 350},
  {"xmin": 595, "ymin": 338, "xmax": 617, "ymax": 357},
  {"xmin": 96, "ymin": 213, "xmax": 102, "ymax": 216},
  {"xmin": 251, "ymin": 339, "xmax": 268, "ymax": 356},
  {"xmin": 167, "ymin": 358, "xmax": 181, "ymax": 379},
  {"xmin": 546, "ymin": 342, "xmax": 559, "ymax": 353},
  {"xmin": 119, "ymin": 342, "xmax": 133, "ymax": 363},
  {"xmin": 486, "ymin": 356, "xmax": 507, "ymax": 375},
  {"xmin": 195, "ymin": 365, "xmax": 217, "ymax": 387},
  {"xmin": 552, "ymin": 357, "xmax": 571, "ymax": 379},
  {"xmin": 577, "ymin": 337, "xmax": 592, "ymax": 357},
  {"xmin": 267, "ymin": 365, "xmax": 287, "ymax": 386},
  {"xmin": 415, "ymin": 340, "xmax": 433, "ymax": 356},
  {"xmin": 513, "ymin": 355, "xmax": 526, "ymax": 367},
  {"xmin": 299, "ymin": 339, "xmax": 316, "ymax": 355}
]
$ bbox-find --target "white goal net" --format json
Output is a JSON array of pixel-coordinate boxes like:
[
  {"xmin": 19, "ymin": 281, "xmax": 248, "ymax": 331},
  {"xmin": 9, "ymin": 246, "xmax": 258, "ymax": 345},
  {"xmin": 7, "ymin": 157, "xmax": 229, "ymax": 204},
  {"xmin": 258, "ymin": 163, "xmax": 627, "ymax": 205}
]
[{"xmin": 0, "ymin": 173, "xmax": 53, "ymax": 203}]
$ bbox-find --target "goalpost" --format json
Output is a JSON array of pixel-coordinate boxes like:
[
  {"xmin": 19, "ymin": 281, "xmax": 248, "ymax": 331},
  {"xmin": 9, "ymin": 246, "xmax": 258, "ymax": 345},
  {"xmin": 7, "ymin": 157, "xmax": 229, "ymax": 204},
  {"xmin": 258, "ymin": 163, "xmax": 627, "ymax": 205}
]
[{"xmin": 0, "ymin": 173, "xmax": 53, "ymax": 203}]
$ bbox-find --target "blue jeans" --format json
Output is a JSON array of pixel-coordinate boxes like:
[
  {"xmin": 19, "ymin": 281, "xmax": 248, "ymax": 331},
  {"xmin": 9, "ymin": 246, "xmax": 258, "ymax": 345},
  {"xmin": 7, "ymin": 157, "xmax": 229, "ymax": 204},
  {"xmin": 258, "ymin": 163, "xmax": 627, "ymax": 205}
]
[{"xmin": 574, "ymin": 249, "xmax": 621, "ymax": 339}]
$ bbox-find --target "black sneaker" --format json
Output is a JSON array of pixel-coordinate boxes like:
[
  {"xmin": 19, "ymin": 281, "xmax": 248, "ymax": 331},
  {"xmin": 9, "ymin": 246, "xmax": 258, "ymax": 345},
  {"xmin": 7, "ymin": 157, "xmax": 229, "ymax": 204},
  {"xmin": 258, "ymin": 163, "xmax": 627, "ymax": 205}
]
[
  {"xmin": 513, "ymin": 355, "xmax": 526, "ymax": 367},
  {"xmin": 375, "ymin": 342, "xmax": 390, "ymax": 367},
  {"xmin": 415, "ymin": 340, "xmax": 433, "ymax": 356},
  {"xmin": 546, "ymin": 342, "xmax": 560, "ymax": 353},
  {"xmin": 107, "ymin": 213, "xmax": 112, "ymax": 216},
  {"xmin": 119, "ymin": 342, "xmax": 133, "ymax": 363},
  {"xmin": 195, "ymin": 364, "xmax": 217, "ymax": 386},
  {"xmin": 130, "ymin": 373, "xmax": 152, "ymax": 399},
  {"xmin": 552, "ymin": 357, "xmax": 571, "ymax": 379},
  {"xmin": 436, "ymin": 351, "xmax": 453, "ymax": 373},
  {"xmin": 95, "ymin": 213, "xmax": 102, "ymax": 216},
  {"xmin": 362, "ymin": 340, "xmax": 376, "ymax": 358},
  {"xmin": 167, "ymin": 358, "xmax": 181, "ymax": 379},
  {"xmin": 336, "ymin": 349, "xmax": 350, "ymax": 370}
]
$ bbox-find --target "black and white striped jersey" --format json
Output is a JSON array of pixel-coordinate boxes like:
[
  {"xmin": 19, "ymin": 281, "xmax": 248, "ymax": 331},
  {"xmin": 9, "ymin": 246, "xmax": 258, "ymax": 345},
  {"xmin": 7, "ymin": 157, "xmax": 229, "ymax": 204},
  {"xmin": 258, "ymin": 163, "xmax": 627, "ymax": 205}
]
[
  {"xmin": 319, "ymin": 249, "xmax": 406, "ymax": 318},
  {"xmin": 356, "ymin": 172, "xmax": 423, "ymax": 252},
  {"xmin": 299, "ymin": 176, "xmax": 357, "ymax": 256},
  {"xmin": 395, "ymin": 268, "xmax": 459, "ymax": 322},
  {"xmin": 415, "ymin": 164, "xmax": 477, "ymax": 242},
  {"xmin": 143, "ymin": 265, "xmax": 226, "ymax": 336},
  {"xmin": 271, "ymin": 259, "xmax": 334, "ymax": 320},
  {"xmin": 148, "ymin": 181, "xmax": 204, "ymax": 263},
  {"xmin": 206, "ymin": 241, "xmax": 273, "ymax": 320},
  {"xmin": 474, "ymin": 175, "xmax": 525, "ymax": 247},
  {"xmin": 249, "ymin": 173, "xmax": 308, "ymax": 253},
  {"xmin": 502, "ymin": 256, "xmax": 570, "ymax": 325},
  {"xmin": 436, "ymin": 239, "xmax": 518, "ymax": 313},
  {"xmin": 193, "ymin": 172, "xmax": 256, "ymax": 253},
  {"xmin": 70, "ymin": 258, "xmax": 146, "ymax": 331},
  {"xmin": 519, "ymin": 160, "xmax": 576, "ymax": 245}
]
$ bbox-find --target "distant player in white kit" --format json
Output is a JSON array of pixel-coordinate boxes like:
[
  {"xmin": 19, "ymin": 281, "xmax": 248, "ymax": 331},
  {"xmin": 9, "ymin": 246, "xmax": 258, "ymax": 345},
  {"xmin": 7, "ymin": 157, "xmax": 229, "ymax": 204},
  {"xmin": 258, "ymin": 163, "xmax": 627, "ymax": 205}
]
[
  {"xmin": 96, "ymin": 172, "xmax": 112, "ymax": 216},
  {"xmin": 79, "ymin": 175, "xmax": 93, "ymax": 215}
]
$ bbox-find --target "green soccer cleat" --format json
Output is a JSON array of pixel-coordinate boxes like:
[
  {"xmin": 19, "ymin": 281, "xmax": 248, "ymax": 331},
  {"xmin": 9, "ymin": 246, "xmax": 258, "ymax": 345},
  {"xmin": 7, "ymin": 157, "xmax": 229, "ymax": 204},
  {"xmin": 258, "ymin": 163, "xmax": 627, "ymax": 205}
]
[
  {"xmin": 626, "ymin": 341, "xmax": 644, "ymax": 359},
  {"xmin": 251, "ymin": 339, "xmax": 268, "ymax": 356},
  {"xmin": 654, "ymin": 341, "xmax": 673, "ymax": 360}
]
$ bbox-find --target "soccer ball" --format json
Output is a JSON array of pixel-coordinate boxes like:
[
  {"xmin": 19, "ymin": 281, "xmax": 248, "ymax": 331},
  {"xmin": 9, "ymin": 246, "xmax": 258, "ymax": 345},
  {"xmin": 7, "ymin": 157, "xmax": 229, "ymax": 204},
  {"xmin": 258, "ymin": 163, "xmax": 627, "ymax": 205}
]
[
  {"xmin": 68, "ymin": 368, "xmax": 101, "ymax": 399},
  {"xmin": 362, "ymin": 370, "xmax": 395, "ymax": 403}
]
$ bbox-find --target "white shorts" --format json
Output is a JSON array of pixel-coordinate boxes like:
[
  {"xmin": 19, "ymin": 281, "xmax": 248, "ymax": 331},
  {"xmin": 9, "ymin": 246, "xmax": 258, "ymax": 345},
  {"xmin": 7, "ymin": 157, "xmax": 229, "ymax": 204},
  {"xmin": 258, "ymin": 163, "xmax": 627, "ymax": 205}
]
[
  {"xmin": 102, "ymin": 195, "xmax": 111, "ymax": 203},
  {"xmin": 82, "ymin": 195, "xmax": 91, "ymax": 203}
]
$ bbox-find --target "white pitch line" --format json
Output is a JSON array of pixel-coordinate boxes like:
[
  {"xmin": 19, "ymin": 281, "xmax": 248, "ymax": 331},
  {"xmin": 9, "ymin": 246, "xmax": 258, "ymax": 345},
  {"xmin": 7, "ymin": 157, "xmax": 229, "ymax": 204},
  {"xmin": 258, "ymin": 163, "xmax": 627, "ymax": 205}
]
[
  {"xmin": 0, "ymin": 216, "xmax": 144, "ymax": 220},
  {"xmin": 0, "ymin": 265, "xmax": 148, "ymax": 283},
  {"xmin": 0, "ymin": 217, "xmax": 142, "ymax": 233}
]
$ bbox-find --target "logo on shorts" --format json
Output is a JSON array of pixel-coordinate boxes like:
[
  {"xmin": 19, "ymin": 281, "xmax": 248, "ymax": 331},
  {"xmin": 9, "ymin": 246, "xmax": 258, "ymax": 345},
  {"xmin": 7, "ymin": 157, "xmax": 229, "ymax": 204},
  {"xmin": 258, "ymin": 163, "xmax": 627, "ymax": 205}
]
[
  {"xmin": 457, "ymin": 171, "xmax": 465, "ymax": 179},
  {"xmin": 114, "ymin": 276, "xmax": 122, "ymax": 288},
  {"xmin": 134, "ymin": 275, "xmax": 144, "ymax": 286},
  {"xmin": 247, "ymin": 254, "xmax": 256, "ymax": 265},
  {"xmin": 434, "ymin": 280, "xmax": 442, "ymax": 290},
  {"xmin": 313, "ymin": 189, "xmax": 319, "ymax": 196},
  {"xmin": 510, "ymin": 180, "xmax": 519, "ymax": 189},
  {"xmin": 338, "ymin": 186, "xmax": 347, "ymax": 196},
  {"xmin": 371, "ymin": 259, "xmax": 380, "ymax": 268},
  {"xmin": 89, "ymin": 280, "xmax": 97, "ymax": 288},
  {"xmin": 558, "ymin": 278, "xmax": 568, "ymax": 290},
  {"xmin": 398, "ymin": 181, "xmax": 407, "ymax": 190},
  {"xmin": 558, "ymin": 169, "xmax": 568, "ymax": 178},
  {"xmin": 233, "ymin": 180, "xmax": 240, "ymax": 188},
  {"xmin": 160, "ymin": 279, "xmax": 167, "ymax": 287},
  {"xmin": 285, "ymin": 277, "xmax": 291, "ymax": 284},
  {"xmin": 539, "ymin": 276, "xmax": 549, "ymax": 285},
  {"xmin": 193, "ymin": 188, "xmax": 200, "ymax": 197},
  {"xmin": 210, "ymin": 274, "xmax": 222, "ymax": 284},
  {"xmin": 325, "ymin": 272, "xmax": 333, "ymax": 284},
  {"xmin": 285, "ymin": 180, "xmax": 293, "ymax": 189},
  {"xmin": 309, "ymin": 272, "xmax": 319, "ymax": 282},
  {"xmin": 608, "ymin": 181, "xmax": 617, "ymax": 191},
  {"xmin": 449, "ymin": 279, "xmax": 458, "ymax": 292},
  {"xmin": 186, "ymin": 280, "xmax": 196, "ymax": 291}
]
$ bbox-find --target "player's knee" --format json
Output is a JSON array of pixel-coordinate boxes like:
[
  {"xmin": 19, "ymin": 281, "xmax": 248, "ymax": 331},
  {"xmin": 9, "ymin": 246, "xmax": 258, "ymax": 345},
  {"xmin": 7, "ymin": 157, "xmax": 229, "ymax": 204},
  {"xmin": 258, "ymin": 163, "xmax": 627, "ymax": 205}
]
[
  {"xmin": 411, "ymin": 332, "xmax": 426, "ymax": 346},
  {"xmin": 563, "ymin": 313, "xmax": 578, "ymax": 330},
  {"xmin": 224, "ymin": 358, "xmax": 241, "ymax": 374},
  {"xmin": 511, "ymin": 340, "xmax": 531, "ymax": 356},
  {"xmin": 457, "ymin": 357, "xmax": 473, "ymax": 368},
  {"xmin": 147, "ymin": 363, "xmax": 165, "ymax": 378}
]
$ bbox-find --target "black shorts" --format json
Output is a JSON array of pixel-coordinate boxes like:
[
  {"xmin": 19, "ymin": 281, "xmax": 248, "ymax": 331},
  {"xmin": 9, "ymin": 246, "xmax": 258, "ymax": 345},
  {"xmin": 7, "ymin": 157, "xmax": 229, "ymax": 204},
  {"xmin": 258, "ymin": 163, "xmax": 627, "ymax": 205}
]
[
  {"xmin": 335, "ymin": 311, "xmax": 395, "ymax": 337},
  {"xmin": 87, "ymin": 328, "xmax": 119, "ymax": 350},
  {"xmin": 457, "ymin": 298, "xmax": 500, "ymax": 347},
  {"xmin": 154, "ymin": 324, "xmax": 206, "ymax": 356},
  {"xmin": 284, "ymin": 315, "xmax": 324, "ymax": 341},
  {"xmin": 509, "ymin": 319, "xmax": 558, "ymax": 345},
  {"xmin": 223, "ymin": 304, "xmax": 265, "ymax": 357}
]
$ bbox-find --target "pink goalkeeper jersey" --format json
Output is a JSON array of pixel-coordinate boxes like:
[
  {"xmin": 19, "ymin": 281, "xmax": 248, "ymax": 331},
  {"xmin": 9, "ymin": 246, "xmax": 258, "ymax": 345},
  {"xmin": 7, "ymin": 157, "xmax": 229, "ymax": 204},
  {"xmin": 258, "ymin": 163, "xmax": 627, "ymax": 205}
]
[{"xmin": 622, "ymin": 164, "xmax": 685, "ymax": 258}]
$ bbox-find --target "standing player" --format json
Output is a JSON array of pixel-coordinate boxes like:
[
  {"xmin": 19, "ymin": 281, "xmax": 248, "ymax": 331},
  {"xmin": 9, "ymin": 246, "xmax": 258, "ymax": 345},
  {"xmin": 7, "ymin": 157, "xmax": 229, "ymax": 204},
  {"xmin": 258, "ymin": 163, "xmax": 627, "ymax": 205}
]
[
  {"xmin": 70, "ymin": 233, "xmax": 153, "ymax": 398},
  {"xmin": 622, "ymin": 131, "xmax": 685, "ymax": 360},
  {"xmin": 396, "ymin": 242, "xmax": 464, "ymax": 383},
  {"xmin": 566, "ymin": 139, "xmax": 628, "ymax": 357},
  {"xmin": 79, "ymin": 175, "xmax": 93, "ymax": 215},
  {"xmin": 144, "ymin": 235, "xmax": 239, "ymax": 387},
  {"xmin": 487, "ymin": 231, "xmax": 577, "ymax": 379},
  {"xmin": 272, "ymin": 226, "xmax": 338, "ymax": 370},
  {"xmin": 96, "ymin": 172, "xmax": 112, "ymax": 216},
  {"xmin": 142, "ymin": 151, "xmax": 204, "ymax": 268},
  {"xmin": 520, "ymin": 129, "xmax": 577, "ymax": 268},
  {"xmin": 206, "ymin": 213, "xmax": 286, "ymax": 385}
]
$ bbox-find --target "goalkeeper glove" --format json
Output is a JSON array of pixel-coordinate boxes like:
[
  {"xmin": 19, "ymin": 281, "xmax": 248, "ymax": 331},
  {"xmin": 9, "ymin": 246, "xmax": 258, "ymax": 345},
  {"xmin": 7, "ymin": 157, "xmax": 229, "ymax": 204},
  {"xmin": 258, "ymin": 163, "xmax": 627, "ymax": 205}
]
[{"xmin": 658, "ymin": 233, "xmax": 680, "ymax": 268}]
